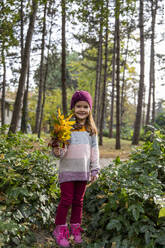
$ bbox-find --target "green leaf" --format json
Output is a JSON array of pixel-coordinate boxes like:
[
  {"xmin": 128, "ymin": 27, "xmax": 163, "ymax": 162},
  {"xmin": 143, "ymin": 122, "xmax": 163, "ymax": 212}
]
[
  {"xmin": 145, "ymin": 231, "xmax": 150, "ymax": 245},
  {"xmin": 39, "ymin": 194, "xmax": 47, "ymax": 204},
  {"xmin": 114, "ymin": 156, "xmax": 121, "ymax": 165},
  {"xmin": 13, "ymin": 210, "xmax": 24, "ymax": 221},
  {"xmin": 158, "ymin": 208, "xmax": 165, "ymax": 218},
  {"xmin": 12, "ymin": 237, "xmax": 20, "ymax": 245},
  {"xmin": 156, "ymin": 233, "xmax": 165, "ymax": 245},
  {"xmin": 128, "ymin": 204, "xmax": 140, "ymax": 221},
  {"xmin": 106, "ymin": 219, "xmax": 122, "ymax": 231}
]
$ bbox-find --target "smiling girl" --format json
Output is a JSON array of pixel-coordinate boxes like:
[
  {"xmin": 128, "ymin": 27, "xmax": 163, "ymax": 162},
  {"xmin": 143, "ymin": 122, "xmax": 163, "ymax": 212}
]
[{"xmin": 52, "ymin": 90, "xmax": 100, "ymax": 247}]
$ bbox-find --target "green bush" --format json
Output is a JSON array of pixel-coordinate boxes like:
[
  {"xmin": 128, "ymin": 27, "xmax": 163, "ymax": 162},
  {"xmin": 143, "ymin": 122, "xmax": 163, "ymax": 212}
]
[
  {"xmin": 102, "ymin": 129, "xmax": 110, "ymax": 138},
  {"xmin": 131, "ymin": 129, "xmax": 165, "ymax": 190},
  {"xmin": 103, "ymin": 129, "xmax": 116, "ymax": 139},
  {"xmin": 121, "ymin": 126, "xmax": 133, "ymax": 140},
  {"xmin": 0, "ymin": 131, "xmax": 59, "ymax": 247},
  {"xmin": 84, "ymin": 130, "xmax": 165, "ymax": 248},
  {"xmin": 155, "ymin": 113, "xmax": 165, "ymax": 129},
  {"xmin": 103, "ymin": 127, "xmax": 134, "ymax": 141}
]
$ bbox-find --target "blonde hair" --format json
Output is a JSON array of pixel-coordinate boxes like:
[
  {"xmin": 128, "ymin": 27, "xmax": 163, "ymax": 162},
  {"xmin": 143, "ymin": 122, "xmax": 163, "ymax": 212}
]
[{"xmin": 85, "ymin": 111, "xmax": 97, "ymax": 135}]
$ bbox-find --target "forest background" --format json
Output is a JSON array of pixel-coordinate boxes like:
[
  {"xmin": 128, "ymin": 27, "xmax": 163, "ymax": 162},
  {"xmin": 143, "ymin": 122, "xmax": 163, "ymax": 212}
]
[
  {"xmin": 1, "ymin": 1, "xmax": 165, "ymax": 247},
  {"xmin": 0, "ymin": 0, "xmax": 165, "ymax": 148}
]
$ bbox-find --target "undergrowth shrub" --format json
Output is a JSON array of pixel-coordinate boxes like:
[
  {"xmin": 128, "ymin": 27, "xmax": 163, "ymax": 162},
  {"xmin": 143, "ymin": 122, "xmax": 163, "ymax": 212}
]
[
  {"xmin": 155, "ymin": 113, "xmax": 165, "ymax": 130},
  {"xmin": 120, "ymin": 126, "xmax": 133, "ymax": 140},
  {"xmin": 84, "ymin": 130, "xmax": 165, "ymax": 248},
  {"xmin": 0, "ymin": 131, "xmax": 59, "ymax": 247}
]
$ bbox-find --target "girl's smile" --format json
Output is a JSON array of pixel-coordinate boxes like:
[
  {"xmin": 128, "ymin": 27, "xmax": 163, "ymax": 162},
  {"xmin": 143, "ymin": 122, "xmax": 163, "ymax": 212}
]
[{"xmin": 74, "ymin": 101, "xmax": 90, "ymax": 124}]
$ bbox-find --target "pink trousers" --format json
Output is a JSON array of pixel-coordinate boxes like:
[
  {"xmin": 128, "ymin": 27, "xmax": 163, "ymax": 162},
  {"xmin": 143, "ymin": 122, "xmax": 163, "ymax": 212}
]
[{"xmin": 55, "ymin": 181, "xmax": 87, "ymax": 225}]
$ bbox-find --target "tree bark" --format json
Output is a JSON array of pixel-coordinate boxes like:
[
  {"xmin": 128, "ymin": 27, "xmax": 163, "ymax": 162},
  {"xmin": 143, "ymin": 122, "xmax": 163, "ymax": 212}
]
[
  {"xmin": 96, "ymin": 13, "xmax": 103, "ymax": 129},
  {"xmin": 9, "ymin": 0, "xmax": 38, "ymax": 133},
  {"xmin": 20, "ymin": 0, "xmax": 28, "ymax": 133},
  {"xmin": 20, "ymin": 0, "xmax": 24, "ymax": 64},
  {"xmin": 99, "ymin": 0, "xmax": 108, "ymax": 145},
  {"xmin": 1, "ymin": 42, "xmax": 6, "ymax": 127},
  {"xmin": 34, "ymin": 1, "xmax": 47, "ymax": 134},
  {"xmin": 38, "ymin": 66, "xmax": 47, "ymax": 138},
  {"xmin": 21, "ymin": 63, "xmax": 30, "ymax": 133},
  {"xmin": 115, "ymin": 0, "xmax": 121, "ymax": 150},
  {"xmin": 38, "ymin": 10, "xmax": 53, "ymax": 138},
  {"xmin": 93, "ymin": 18, "xmax": 103, "ymax": 124},
  {"xmin": 121, "ymin": 31, "xmax": 130, "ymax": 126},
  {"xmin": 109, "ymin": 26, "xmax": 116, "ymax": 138},
  {"xmin": 142, "ymin": 85, "xmax": 146, "ymax": 128},
  {"xmin": 96, "ymin": 30, "xmax": 103, "ymax": 129},
  {"xmin": 132, "ymin": 0, "xmax": 145, "ymax": 145},
  {"xmin": 145, "ymin": 55, "xmax": 152, "ymax": 126},
  {"xmin": 151, "ymin": 0, "xmax": 157, "ymax": 124},
  {"xmin": 146, "ymin": 0, "xmax": 157, "ymax": 126},
  {"xmin": 61, "ymin": 0, "xmax": 67, "ymax": 115}
]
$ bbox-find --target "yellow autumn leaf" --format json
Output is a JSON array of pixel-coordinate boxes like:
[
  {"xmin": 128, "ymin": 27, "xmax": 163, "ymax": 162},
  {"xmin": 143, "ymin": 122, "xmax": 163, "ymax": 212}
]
[
  {"xmin": 0, "ymin": 154, "xmax": 4, "ymax": 159},
  {"xmin": 67, "ymin": 121, "xmax": 76, "ymax": 125},
  {"xmin": 159, "ymin": 208, "xmax": 165, "ymax": 218},
  {"xmin": 51, "ymin": 108, "xmax": 75, "ymax": 144},
  {"xmin": 58, "ymin": 108, "xmax": 61, "ymax": 116},
  {"xmin": 66, "ymin": 113, "xmax": 73, "ymax": 121}
]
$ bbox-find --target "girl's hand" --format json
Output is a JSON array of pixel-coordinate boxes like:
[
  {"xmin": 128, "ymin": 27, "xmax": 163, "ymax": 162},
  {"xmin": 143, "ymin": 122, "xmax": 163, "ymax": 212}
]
[
  {"xmin": 91, "ymin": 170, "xmax": 99, "ymax": 182},
  {"xmin": 91, "ymin": 175, "xmax": 97, "ymax": 182},
  {"xmin": 53, "ymin": 147, "xmax": 61, "ymax": 157},
  {"xmin": 52, "ymin": 145, "xmax": 68, "ymax": 158}
]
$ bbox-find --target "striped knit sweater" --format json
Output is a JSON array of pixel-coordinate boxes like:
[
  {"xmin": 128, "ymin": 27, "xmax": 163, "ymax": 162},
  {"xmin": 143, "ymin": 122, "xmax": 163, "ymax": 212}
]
[{"xmin": 58, "ymin": 126, "xmax": 100, "ymax": 184}]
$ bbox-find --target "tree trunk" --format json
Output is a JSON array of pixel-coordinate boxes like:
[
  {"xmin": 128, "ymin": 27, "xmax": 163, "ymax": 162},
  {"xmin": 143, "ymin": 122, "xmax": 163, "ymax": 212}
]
[
  {"xmin": 146, "ymin": 0, "xmax": 157, "ymax": 126},
  {"xmin": 109, "ymin": 26, "xmax": 116, "ymax": 138},
  {"xmin": 93, "ymin": 18, "xmax": 103, "ymax": 124},
  {"xmin": 145, "ymin": 58, "xmax": 152, "ymax": 126},
  {"xmin": 96, "ymin": 29, "xmax": 103, "ymax": 129},
  {"xmin": 61, "ymin": 0, "xmax": 67, "ymax": 115},
  {"xmin": 121, "ymin": 31, "xmax": 130, "ymax": 126},
  {"xmin": 142, "ymin": 85, "xmax": 146, "ymax": 128},
  {"xmin": 132, "ymin": 0, "xmax": 145, "ymax": 145},
  {"xmin": 21, "ymin": 63, "xmax": 30, "ymax": 133},
  {"xmin": 1, "ymin": 42, "xmax": 6, "ymax": 127},
  {"xmin": 99, "ymin": 0, "xmax": 108, "ymax": 146},
  {"xmin": 152, "ymin": 62, "xmax": 155, "ymax": 123},
  {"xmin": 115, "ymin": 0, "xmax": 121, "ymax": 150},
  {"xmin": 38, "ymin": 11, "xmax": 53, "ymax": 138},
  {"xmin": 34, "ymin": 1, "xmax": 47, "ymax": 134},
  {"xmin": 96, "ymin": 11, "xmax": 103, "ymax": 129},
  {"xmin": 38, "ymin": 67, "xmax": 47, "ymax": 138},
  {"xmin": 151, "ymin": 0, "xmax": 157, "ymax": 124},
  {"xmin": 9, "ymin": 0, "xmax": 38, "ymax": 133},
  {"xmin": 20, "ymin": 0, "xmax": 27, "ymax": 133},
  {"xmin": 20, "ymin": 0, "xmax": 24, "ymax": 64}
]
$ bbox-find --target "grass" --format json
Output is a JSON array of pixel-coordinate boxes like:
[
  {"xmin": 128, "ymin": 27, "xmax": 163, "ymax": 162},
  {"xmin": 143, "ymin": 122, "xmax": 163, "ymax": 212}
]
[{"xmin": 99, "ymin": 137, "xmax": 143, "ymax": 159}]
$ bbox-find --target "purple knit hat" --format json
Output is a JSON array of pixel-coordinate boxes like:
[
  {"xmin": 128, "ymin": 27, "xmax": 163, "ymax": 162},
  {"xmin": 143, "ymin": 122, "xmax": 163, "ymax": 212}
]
[{"xmin": 70, "ymin": 90, "xmax": 92, "ymax": 109}]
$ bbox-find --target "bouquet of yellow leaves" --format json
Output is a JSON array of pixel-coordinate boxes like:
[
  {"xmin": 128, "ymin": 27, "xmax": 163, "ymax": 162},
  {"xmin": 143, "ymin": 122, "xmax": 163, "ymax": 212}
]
[{"xmin": 49, "ymin": 108, "xmax": 75, "ymax": 148}]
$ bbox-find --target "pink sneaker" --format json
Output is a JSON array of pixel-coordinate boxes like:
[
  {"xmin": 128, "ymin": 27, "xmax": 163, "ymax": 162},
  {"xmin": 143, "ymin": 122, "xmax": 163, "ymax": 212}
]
[
  {"xmin": 70, "ymin": 223, "xmax": 83, "ymax": 244},
  {"xmin": 53, "ymin": 224, "xmax": 70, "ymax": 247}
]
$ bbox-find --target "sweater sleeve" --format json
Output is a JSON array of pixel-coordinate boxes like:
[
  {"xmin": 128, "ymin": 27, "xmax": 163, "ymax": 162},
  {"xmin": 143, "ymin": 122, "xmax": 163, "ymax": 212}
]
[{"xmin": 90, "ymin": 135, "xmax": 100, "ymax": 172}]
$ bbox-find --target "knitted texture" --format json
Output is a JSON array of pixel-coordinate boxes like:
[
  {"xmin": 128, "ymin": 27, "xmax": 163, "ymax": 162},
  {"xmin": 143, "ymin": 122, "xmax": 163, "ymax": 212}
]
[
  {"xmin": 70, "ymin": 91, "xmax": 92, "ymax": 109},
  {"xmin": 58, "ymin": 127, "xmax": 100, "ymax": 183}
]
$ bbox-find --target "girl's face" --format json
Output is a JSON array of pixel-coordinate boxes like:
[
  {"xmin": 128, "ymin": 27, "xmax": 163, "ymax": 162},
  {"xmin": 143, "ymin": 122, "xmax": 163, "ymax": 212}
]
[{"xmin": 74, "ymin": 101, "xmax": 90, "ymax": 123}]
